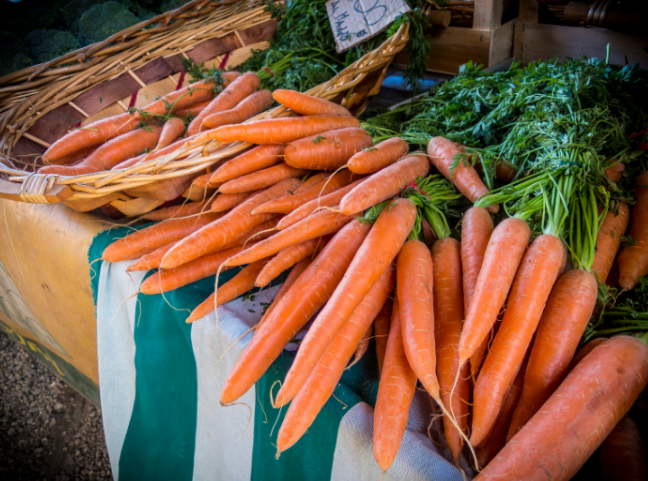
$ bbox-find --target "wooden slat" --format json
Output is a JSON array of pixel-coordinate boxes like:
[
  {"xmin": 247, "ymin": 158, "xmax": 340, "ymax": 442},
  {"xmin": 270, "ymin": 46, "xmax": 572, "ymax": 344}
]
[
  {"xmin": 473, "ymin": 0, "xmax": 503, "ymax": 30},
  {"xmin": 519, "ymin": 0, "xmax": 540, "ymax": 23},
  {"xmin": 27, "ymin": 104, "xmax": 84, "ymax": 144},
  {"xmin": 133, "ymin": 57, "xmax": 174, "ymax": 85},
  {"xmin": 489, "ymin": 18, "xmax": 515, "ymax": 65},
  {"xmin": 0, "ymin": 177, "xmax": 72, "ymax": 203},
  {"xmin": 74, "ymin": 75, "xmax": 139, "ymax": 117}
]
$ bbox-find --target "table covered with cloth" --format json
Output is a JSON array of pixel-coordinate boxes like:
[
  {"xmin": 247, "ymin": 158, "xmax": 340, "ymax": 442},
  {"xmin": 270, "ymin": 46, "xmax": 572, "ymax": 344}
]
[{"xmin": 89, "ymin": 224, "xmax": 470, "ymax": 481}]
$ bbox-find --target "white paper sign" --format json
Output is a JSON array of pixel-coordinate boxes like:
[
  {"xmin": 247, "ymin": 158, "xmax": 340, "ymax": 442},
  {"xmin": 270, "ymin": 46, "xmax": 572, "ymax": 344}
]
[{"xmin": 326, "ymin": 0, "xmax": 411, "ymax": 53}]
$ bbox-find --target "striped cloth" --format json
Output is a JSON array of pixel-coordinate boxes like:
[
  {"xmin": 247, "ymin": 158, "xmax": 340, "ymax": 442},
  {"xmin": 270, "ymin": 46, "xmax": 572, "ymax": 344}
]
[{"xmin": 89, "ymin": 227, "xmax": 470, "ymax": 481}]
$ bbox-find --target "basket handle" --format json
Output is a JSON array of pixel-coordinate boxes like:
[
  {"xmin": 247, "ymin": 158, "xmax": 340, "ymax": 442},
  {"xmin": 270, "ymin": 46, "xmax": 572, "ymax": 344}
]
[{"xmin": 0, "ymin": 176, "xmax": 72, "ymax": 204}]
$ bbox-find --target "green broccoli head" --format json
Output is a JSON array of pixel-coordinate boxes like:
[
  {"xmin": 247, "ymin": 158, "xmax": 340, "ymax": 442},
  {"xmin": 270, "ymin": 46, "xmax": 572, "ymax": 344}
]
[
  {"xmin": 24, "ymin": 30, "xmax": 81, "ymax": 65},
  {"xmin": 0, "ymin": 31, "xmax": 33, "ymax": 77},
  {"xmin": 78, "ymin": 1, "xmax": 139, "ymax": 45},
  {"xmin": 0, "ymin": 1, "xmax": 61, "ymax": 38}
]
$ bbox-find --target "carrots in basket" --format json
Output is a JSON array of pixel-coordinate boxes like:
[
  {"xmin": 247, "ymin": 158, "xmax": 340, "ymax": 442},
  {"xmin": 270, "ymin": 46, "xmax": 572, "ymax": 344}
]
[
  {"xmin": 203, "ymin": 89, "xmax": 273, "ymax": 129},
  {"xmin": 273, "ymin": 89, "xmax": 352, "ymax": 117},
  {"xmin": 284, "ymin": 128, "xmax": 373, "ymax": 170}
]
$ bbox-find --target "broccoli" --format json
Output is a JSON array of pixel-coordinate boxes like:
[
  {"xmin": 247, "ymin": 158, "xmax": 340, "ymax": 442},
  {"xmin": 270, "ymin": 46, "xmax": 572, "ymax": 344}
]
[
  {"xmin": 78, "ymin": 1, "xmax": 140, "ymax": 46},
  {"xmin": 24, "ymin": 30, "xmax": 81, "ymax": 64},
  {"xmin": 0, "ymin": 1, "xmax": 61, "ymax": 38},
  {"xmin": 0, "ymin": 31, "xmax": 33, "ymax": 77}
]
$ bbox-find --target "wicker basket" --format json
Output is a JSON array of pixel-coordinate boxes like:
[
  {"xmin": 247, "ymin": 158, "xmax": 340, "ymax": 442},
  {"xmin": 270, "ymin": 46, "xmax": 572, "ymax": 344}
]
[{"xmin": 0, "ymin": 0, "xmax": 409, "ymax": 212}]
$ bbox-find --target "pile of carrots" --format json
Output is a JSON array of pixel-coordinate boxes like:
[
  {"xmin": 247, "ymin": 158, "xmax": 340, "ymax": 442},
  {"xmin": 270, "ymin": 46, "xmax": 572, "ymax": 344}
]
[{"xmin": 44, "ymin": 67, "xmax": 648, "ymax": 479}]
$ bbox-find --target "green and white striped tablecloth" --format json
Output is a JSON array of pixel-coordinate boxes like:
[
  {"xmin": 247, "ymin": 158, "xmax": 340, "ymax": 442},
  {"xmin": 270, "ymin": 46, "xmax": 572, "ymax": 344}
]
[{"xmin": 89, "ymin": 227, "xmax": 469, "ymax": 481}]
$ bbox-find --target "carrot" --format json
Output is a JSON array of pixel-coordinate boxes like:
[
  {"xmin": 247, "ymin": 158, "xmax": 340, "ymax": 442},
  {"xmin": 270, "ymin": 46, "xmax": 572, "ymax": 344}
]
[
  {"xmin": 427, "ymin": 136, "xmax": 497, "ymax": 213},
  {"xmin": 458, "ymin": 217, "xmax": 531, "ymax": 365},
  {"xmin": 111, "ymin": 152, "xmax": 147, "ymax": 170},
  {"xmin": 293, "ymin": 172, "xmax": 328, "ymax": 193},
  {"xmin": 470, "ymin": 233, "xmax": 564, "ymax": 447},
  {"xmin": 102, "ymin": 212, "xmax": 222, "ymax": 262},
  {"xmin": 143, "ymin": 199, "xmax": 211, "ymax": 221},
  {"xmin": 374, "ymin": 299, "xmax": 392, "ymax": 373},
  {"xmin": 211, "ymin": 192, "xmax": 254, "ymax": 213},
  {"xmin": 255, "ymin": 237, "xmax": 327, "ymax": 287},
  {"xmin": 494, "ymin": 160, "xmax": 517, "ymax": 182},
  {"xmin": 276, "ymin": 178, "xmax": 364, "ymax": 230},
  {"xmin": 251, "ymin": 170, "xmax": 356, "ymax": 215},
  {"xmin": 618, "ymin": 173, "xmax": 648, "ymax": 290},
  {"xmin": 191, "ymin": 172, "xmax": 222, "ymax": 190},
  {"xmin": 173, "ymin": 99, "xmax": 211, "ymax": 118},
  {"xmin": 127, "ymin": 242, "xmax": 179, "ymax": 272},
  {"xmin": 592, "ymin": 202, "xmax": 630, "ymax": 283},
  {"xmin": 461, "ymin": 207, "xmax": 494, "ymax": 381},
  {"xmin": 339, "ymin": 155, "xmax": 430, "ymax": 215},
  {"xmin": 431, "ymin": 237, "xmax": 470, "ymax": 463},
  {"xmin": 157, "ymin": 117, "xmax": 185, "ymax": 150},
  {"xmin": 218, "ymin": 163, "xmax": 308, "ymax": 195},
  {"xmin": 258, "ymin": 258, "xmax": 312, "ymax": 326},
  {"xmin": 421, "ymin": 218, "xmax": 437, "ymax": 245},
  {"xmin": 186, "ymin": 258, "xmax": 271, "ymax": 323},
  {"xmin": 276, "ymin": 266, "xmax": 395, "ymax": 453},
  {"xmin": 475, "ymin": 336, "xmax": 648, "ymax": 481},
  {"xmin": 599, "ymin": 416, "xmax": 647, "ymax": 481},
  {"xmin": 605, "ymin": 162, "xmax": 625, "ymax": 183},
  {"xmin": 161, "ymin": 178, "xmax": 300, "ymax": 269},
  {"xmin": 222, "ymin": 209, "xmax": 354, "ymax": 268},
  {"xmin": 204, "ymin": 115, "xmax": 360, "ymax": 144},
  {"xmin": 43, "ymin": 145, "xmax": 98, "ymax": 166},
  {"xmin": 373, "ymin": 298, "xmax": 417, "ymax": 472},
  {"xmin": 39, "ymin": 126, "xmax": 162, "ymax": 176},
  {"xmin": 220, "ymin": 220, "xmax": 371, "ymax": 404},
  {"xmin": 186, "ymin": 72, "xmax": 260, "ymax": 136},
  {"xmin": 284, "ymin": 128, "xmax": 373, "ymax": 170},
  {"xmin": 351, "ymin": 326, "xmax": 372, "ymax": 369},
  {"xmin": 397, "ymin": 240, "xmax": 439, "ymax": 398},
  {"xmin": 209, "ymin": 145, "xmax": 285, "ymax": 184},
  {"xmin": 568, "ymin": 338, "xmax": 607, "ymax": 372},
  {"xmin": 506, "ymin": 269, "xmax": 598, "ymax": 440},
  {"xmin": 273, "ymin": 89, "xmax": 352, "ymax": 117},
  {"xmin": 274, "ymin": 198, "xmax": 417, "ymax": 405},
  {"xmin": 203, "ymin": 89, "xmax": 273, "ymax": 129},
  {"xmin": 140, "ymin": 131, "xmax": 203, "ymax": 163},
  {"xmin": 347, "ymin": 137, "xmax": 409, "ymax": 174},
  {"xmin": 475, "ymin": 356, "xmax": 526, "ymax": 468}
]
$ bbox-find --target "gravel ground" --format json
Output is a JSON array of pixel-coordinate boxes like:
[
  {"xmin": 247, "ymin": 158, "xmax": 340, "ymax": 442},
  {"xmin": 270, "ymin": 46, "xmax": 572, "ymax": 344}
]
[{"xmin": 0, "ymin": 330, "xmax": 113, "ymax": 481}]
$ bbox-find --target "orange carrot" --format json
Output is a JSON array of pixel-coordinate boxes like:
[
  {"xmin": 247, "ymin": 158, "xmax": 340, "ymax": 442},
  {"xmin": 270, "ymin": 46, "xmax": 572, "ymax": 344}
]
[
  {"xmin": 222, "ymin": 209, "xmax": 354, "ymax": 267},
  {"xmin": 339, "ymin": 155, "xmax": 430, "ymax": 215},
  {"xmin": 186, "ymin": 72, "xmax": 261, "ymax": 136},
  {"xmin": 374, "ymin": 299, "xmax": 392, "ymax": 373},
  {"xmin": 102, "ymin": 212, "xmax": 222, "ymax": 262},
  {"xmin": 187, "ymin": 258, "xmax": 271, "ymax": 323},
  {"xmin": 43, "ymin": 145, "xmax": 98, "ymax": 166},
  {"xmin": 251, "ymin": 170, "xmax": 356, "ymax": 215},
  {"xmin": 592, "ymin": 202, "xmax": 630, "ymax": 283},
  {"xmin": 421, "ymin": 218, "xmax": 437, "ymax": 245},
  {"xmin": 293, "ymin": 172, "xmax": 329, "ymax": 193},
  {"xmin": 476, "ymin": 336, "xmax": 648, "ymax": 481},
  {"xmin": 397, "ymin": 240, "xmax": 439, "ymax": 398},
  {"xmin": 461, "ymin": 207, "xmax": 494, "ymax": 381},
  {"xmin": 157, "ymin": 117, "xmax": 185, "ymax": 150},
  {"xmin": 276, "ymin": 178, "xmax": 364, "ymax": 230},
  {"xmin": 506, "ymin": 269, "xmax": 598, "ymax": 440},
  {"xmin": 471, "ymin": 233, "xmax": 564, "ymax": 446},
  {"xmin": 140, "ymin": 131, "xmax": 203, "ymax": 163},
  {"xmin": 258, "ymin": 258, "xmax": 312, "ymax": 326},
  {"xmin": 568, "ymin": 338, "xmax": 607, "ymax": 372},
  {"xmin": 39, "ymin": 126, "xmax": 162, "ymax": 176},
  {"xmin": 276, "ymin": 266, "xmax": 395, "ymax": 453},
  {"xmin": 255, "ymin": 237, "xmax": 327, "ymax": 287},
  {"xmin": 347, "ymin": 137, "xmax": 409, "ymax": 174},
  {"xmin": 111, "ymin": 152, "xmax": 148, "ymax": 170},
  {"xmin": 173, "ymin": 99, "xmax": 211, "ymax": 118},
  {"xmin": 209, "ymin": 145, "xmax": 285, "ymax": 184},
  {"xmin": 373, "ymin": 298, "xmax": 417, "ymax": 472},
  {"xmin": 211, "ymin": 192, "xmax": 254, "ymax": 213},
  {"xmin": 284, "ymin": 128, "xmax": 373, "ymax": 170},
  {"xmin": 273, "ymin": 89, "xmax": 352, "ymax": 117},
  {"xmin": 427, "ymin": 136, "xmax": 497, "ymax": 213},
  {"xmin": 275, "ymin": 198, "xmax": 417, "ymax": 405},
  {"xmin": 605, "ymin": 162, "xmax": 625, "ymax": 183},
  {"xmin": 220, "ymin": 220, "xmax": 371, "ymax": 404},
  {"xmin": 618, "ymin": 173, "xmax": 648, "ymax": 289},
  {"xmin": 204, "ymin": 115, "xmax": 360, "ymax": 144},
  {"xmin": 218, "ymin": 163, "xmax": 308, "ymax": 195},
  {"xmin": 599, "ymin": 416, "xmax": 647, "ymax": 481},
  {"xmin": 143, "ymin": 200, "xmax": 212, "ymax": 221},
  {"xmin": 203, "ymin": 89, "xmax": 273, "ymax": 129},
  {"xmin": 191, "ymin": 172, "xmax": 223, "ymax": 190},
  {"xmin": 127, "ymin": 242, "xmax": 179, "ymax": 272},
  {"xmin": 458, "ymin": 217, "xmax": 531, "ymax": 365},
  {"xmin": 161, "ymin": 178, "xmax": 300, "ymax": 269},
  {"xmin": 431, "ymin": 237, "xmax": 470, "ymax": 463},
  {"xmin": 350, "ymin": 326, "xmax": 371, "ymax": 369}
]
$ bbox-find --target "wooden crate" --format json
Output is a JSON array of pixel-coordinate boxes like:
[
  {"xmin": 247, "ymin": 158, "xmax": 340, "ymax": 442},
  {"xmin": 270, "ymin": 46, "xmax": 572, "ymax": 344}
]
[
  {"xmin": 395, "ymin": 0, "xmax": 516, "ymax": 75},
  {"xmin": 514, "ymin": 0, "xmax": 648, "ymax": 67}
]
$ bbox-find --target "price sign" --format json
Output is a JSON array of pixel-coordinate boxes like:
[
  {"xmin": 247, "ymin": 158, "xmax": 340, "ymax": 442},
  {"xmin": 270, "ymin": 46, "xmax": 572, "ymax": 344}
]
[{"xmin": 326, "ymin": 0, "xmax": 410, "ymax": 53}]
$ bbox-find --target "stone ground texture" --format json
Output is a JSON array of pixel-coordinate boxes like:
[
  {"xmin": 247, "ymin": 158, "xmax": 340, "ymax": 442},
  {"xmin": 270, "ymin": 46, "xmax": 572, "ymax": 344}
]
[{"xmin": 0, "ymin": 330, "xmax": 112, "ymax": 480}]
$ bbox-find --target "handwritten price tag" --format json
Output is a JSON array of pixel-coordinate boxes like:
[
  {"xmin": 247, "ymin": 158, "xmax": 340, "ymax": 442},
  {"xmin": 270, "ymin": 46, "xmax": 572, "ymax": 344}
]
[{"xmin": 326, "ymin": 0, "xmax": 410, "ymax": 53}]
